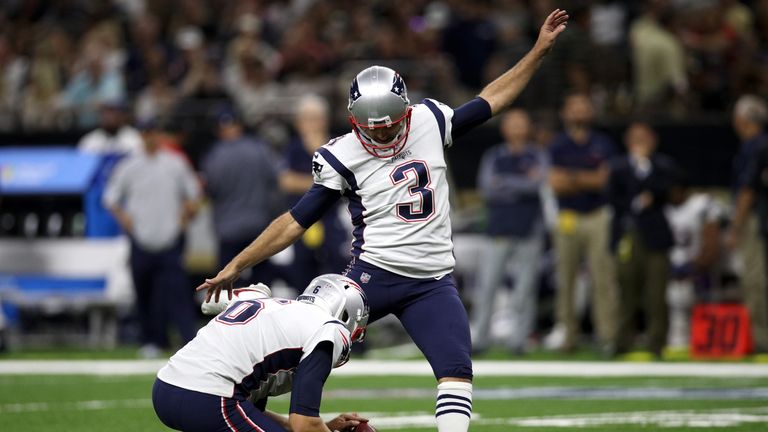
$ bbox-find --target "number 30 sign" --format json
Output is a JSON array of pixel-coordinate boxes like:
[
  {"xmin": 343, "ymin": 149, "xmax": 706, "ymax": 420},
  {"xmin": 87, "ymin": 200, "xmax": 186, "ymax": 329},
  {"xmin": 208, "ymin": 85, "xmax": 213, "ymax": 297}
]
[{"xmin": 691, "ymin": 303, "xmax": 753, "ymax": 359}]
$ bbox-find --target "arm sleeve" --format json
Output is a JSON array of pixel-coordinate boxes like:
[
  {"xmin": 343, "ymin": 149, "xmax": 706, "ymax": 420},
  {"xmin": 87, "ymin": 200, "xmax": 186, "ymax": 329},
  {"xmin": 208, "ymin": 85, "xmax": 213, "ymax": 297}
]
[
  {"xmin": 289, "ymin": 184, "xmax": 343, "ymax": 229},
  {"xmin": 289, "ymin": 341, "xmax": 334, "ymax": 417},
  {"xmin": 451, "ymin": 97, "xmax": 493, "ymax": 141}
]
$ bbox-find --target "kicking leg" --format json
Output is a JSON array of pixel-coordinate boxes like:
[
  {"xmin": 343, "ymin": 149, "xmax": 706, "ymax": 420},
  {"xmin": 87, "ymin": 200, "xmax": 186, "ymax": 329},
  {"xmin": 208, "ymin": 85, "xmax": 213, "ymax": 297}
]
[{"xmin": 397, "ymin": 276, "xmax": 472, "ymax": 432}]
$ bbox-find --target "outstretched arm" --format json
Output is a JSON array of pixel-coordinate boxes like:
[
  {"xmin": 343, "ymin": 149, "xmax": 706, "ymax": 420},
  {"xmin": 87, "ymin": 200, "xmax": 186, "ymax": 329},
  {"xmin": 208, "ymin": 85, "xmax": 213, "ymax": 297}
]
[
  {"xmin": 197, "ymin": 184, "xmax": 341, "ymax": 302},
  {"xmin": 196, "ymin": 212, "xmax": 306, "ymax": 302},
  {"xmin": 479, "ymin": 9, "xmax": 568, "ymax": 115}
]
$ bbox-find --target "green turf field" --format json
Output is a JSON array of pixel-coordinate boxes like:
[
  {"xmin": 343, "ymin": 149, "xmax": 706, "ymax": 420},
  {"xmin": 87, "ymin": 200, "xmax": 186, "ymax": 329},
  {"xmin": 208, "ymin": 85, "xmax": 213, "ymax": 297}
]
[{"xmin": 1, "ymin": 372, "xmax": 768, "ymax": 431}]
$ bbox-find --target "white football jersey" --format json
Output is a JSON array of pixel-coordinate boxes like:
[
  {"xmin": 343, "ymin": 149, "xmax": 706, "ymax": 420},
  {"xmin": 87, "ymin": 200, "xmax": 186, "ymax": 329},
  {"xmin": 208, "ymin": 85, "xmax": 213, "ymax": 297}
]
[
  {"xmin": 665, "ymin": 193, "xmax": 724, "ymax": 267},
  {"xmin": 313, "ymin": 99, "xmax": 455, "ymax": 278},
  {"xmin": 157, "ymin": 299, "xmax": 351, "ymax": 399}
]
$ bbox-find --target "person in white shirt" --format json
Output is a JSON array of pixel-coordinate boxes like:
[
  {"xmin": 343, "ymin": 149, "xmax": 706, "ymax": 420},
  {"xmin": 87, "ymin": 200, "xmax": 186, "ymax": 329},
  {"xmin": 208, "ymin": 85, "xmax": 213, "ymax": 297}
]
[
  {"xmin": 153, "ymin": 274, "xmax": 370, "ymax": 432},
  {"xmin": 198, "ymin": 10, "xmax": 569, "ymax": 432},
  {"xmin": 103, "ymin": 120, "xmax": 201, "ymax": 357},
  {"xmin": 77, "ymin": 101, "xmax": 143, "ymax": 155}
]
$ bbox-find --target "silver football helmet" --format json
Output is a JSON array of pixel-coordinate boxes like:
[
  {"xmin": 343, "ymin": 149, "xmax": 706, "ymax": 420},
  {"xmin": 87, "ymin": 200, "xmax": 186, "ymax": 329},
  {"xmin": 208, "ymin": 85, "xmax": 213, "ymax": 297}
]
[
  {"xmin": 348, "ymin": 66, "xmax": 412, "ymax": 158},
  {"xmin": 297, "ymin": 274, "xmax": 370, "ymax": 342}
]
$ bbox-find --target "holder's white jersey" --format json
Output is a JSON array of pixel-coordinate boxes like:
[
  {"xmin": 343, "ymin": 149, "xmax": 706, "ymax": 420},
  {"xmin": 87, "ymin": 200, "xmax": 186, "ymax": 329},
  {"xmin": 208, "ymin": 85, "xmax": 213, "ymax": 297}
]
[
  {"xmin": 313, "ymin": 99, "xmax": 455, "ymax": 278},
  {"xmin": 157, "ymin": 299, "xmax": 351, "ymax": 399}
]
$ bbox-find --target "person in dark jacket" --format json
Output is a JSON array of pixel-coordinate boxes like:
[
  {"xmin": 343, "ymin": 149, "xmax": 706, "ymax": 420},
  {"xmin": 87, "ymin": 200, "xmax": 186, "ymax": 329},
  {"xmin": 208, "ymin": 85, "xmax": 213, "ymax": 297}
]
[{"xmin": 608, "ymin": 122, "xmax": 676, "ymax": 357}]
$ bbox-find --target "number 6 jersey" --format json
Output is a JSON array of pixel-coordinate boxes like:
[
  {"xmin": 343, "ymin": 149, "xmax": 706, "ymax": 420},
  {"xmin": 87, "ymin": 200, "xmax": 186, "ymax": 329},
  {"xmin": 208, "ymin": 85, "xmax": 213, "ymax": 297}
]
[{"xmin": 312, "ymin": 99, "xmax": 456, "ymax": 278}]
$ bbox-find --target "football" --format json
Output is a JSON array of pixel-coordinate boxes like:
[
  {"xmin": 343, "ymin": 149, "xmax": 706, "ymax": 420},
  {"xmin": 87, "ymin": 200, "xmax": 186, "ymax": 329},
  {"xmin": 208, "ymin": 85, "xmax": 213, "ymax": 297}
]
[{"xmin": 352, "ymin": 422, "xmax": 377, "ymax": 432}]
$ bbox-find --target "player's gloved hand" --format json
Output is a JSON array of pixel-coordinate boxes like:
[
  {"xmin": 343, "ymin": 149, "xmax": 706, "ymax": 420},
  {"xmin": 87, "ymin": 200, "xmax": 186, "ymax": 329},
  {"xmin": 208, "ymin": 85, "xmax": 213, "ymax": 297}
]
[
  {"xmin": 196, "ymin": 264, "xmax": 240, "ymax": 303},
  {"xmin": 326, "ymin": 412, "xmax": 368, "ymax": 432},
  {"xmin": 201, "ymin": 283, "xmax": 272, "ymax": 315}
]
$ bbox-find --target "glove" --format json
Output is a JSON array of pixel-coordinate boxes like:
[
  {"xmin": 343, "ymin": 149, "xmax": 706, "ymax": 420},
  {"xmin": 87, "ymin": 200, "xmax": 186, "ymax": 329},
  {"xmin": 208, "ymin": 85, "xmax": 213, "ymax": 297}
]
[{"xmin": 201, "ymin": 283, "xmax": 272, "ymax": 315}]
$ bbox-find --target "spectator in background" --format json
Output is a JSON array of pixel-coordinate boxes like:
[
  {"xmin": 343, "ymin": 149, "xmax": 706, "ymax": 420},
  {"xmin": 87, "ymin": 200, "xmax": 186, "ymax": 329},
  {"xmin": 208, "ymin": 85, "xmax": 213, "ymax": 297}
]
[
  {"xmin": 225, "ymin": 54, "xmax": 281, "ymax": 128},
  {"xmin": 548, "ymin": 93, "xmax": 618, "ymax": 354},
  {"xmin": 124, "ymin": 13, "xmax": 166, "ymax": 93},
  {"xmin": 629, "ymin": 1, "xmax": 688, "ymax": 113},
  {"xmin": 135, "ymin": 73, "xmax": 178, "ymax": 123},
  {"xmin": 59, "ymin": 39, "xmax": 126, "ymax": 129},
  {"xmin": 78, "ymin": 100, "xmax": 144, "ymax": 237},
  {"xmin": 608, "ymin": 123, "xmax": 676, "ymax": 357},
  {"xmin": 442, "ymin": 0, "xmax": 498, "ymax": 90},
  {"xmin": 471, "ymin": 109, "xmax": 548, "ymax": 354},
  {"xmin": 78, "ymin": 101, "xmax": 142, "ymax": 155},
  {"xmin": 222, "ymin": 13, "xmax": 282, "ymax": 128},
  {"xmin": 730, "ymin": 95, "xmax": 768, "ymax": 353},
  {"xmin": 589, "ymin": 0, "xmax": 629, "ymax": 111},
  {"xmin": 279, "ymin": 95, "xmax": 350, "ymax": 291},
  {"xmin": 20, "ymin": 30, "xmax": 69, "ymax": 130},
  {"xmin": 723, "ymin": 0, "xmax": 756, "ymax": 42},
  {"xmin": 679, "ymin": 2, "xmax": 740, "ymax": 111},
  {"xmin": 0, "ymin": 34, "xmax": 26, "ymax": 130},
  {"xmin": 201, "ymin": 109, "xmax": 281, "ymax": 288},
  {"xmin": 665, "ymin": 172, "xmax": 723, "ymax": 351},
  {"xmin": 104, "ymin": 120, "xmax": 201, "ymax": 358}
]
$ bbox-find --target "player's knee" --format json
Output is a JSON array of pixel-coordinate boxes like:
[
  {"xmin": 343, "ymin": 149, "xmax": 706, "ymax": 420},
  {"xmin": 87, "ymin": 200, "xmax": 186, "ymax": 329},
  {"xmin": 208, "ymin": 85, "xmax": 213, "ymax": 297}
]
[{"xmin": 434, "ymin": 363, "xmax": 473, "ymax": 381}]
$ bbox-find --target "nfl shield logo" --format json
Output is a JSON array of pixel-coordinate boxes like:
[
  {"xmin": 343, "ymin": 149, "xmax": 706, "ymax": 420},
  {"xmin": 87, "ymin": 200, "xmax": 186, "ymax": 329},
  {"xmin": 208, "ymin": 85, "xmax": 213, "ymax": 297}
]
[{"xmin": 360, "ymin": 272, "xmax": 371, "ymax": 284}]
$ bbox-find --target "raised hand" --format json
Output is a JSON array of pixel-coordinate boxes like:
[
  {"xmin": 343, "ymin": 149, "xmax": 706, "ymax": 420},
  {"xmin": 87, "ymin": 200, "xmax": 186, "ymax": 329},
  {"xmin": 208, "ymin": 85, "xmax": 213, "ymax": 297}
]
[{"xmin": 536, "ymin": 9, "xmax": 569, "ymax": 54}]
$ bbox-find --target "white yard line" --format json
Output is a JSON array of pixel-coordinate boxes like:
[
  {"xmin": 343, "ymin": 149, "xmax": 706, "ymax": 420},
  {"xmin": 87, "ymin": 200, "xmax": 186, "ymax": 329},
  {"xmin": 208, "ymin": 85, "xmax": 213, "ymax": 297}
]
[
  {"xmin": 370, "ymin": 408, "xmax": 768, "ymax": 429},
  {"xmin": 0, "ymin": 398, "xmax": 151, "ymax": 414},
  {"xmin": 336, "ymin": 408, "xmax": 768, "ymax": 430},
  {"xmin": 0, "ymin": 359, "xmax": 767, "ymax": 376},
  {"xmin": 324, "ymin": 387, "xmax": 768, "ymax": 400}
]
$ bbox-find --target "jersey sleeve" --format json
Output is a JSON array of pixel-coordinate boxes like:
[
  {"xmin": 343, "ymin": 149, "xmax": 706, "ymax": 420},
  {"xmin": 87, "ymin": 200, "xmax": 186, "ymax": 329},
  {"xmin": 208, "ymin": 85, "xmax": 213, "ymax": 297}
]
[
  {"xmin": 451, "ymin": 97, "xmax": 492, "ymax": 140},
  {"xmin": 289, "ymin": 341, "xmax": 333, "ymax": 417},
  {"xmin": 302, "ymin": 321, "xmax": 352, "ymax": 368},
  {"xmin": 421, "ymin": 98, "xmax": 455, "ymax": 148},
  {"xmin": 289, "ymin": 184, "xmax": 343, "ymax": 229},
  {"xmin": 311, "ymin": 150, "xmax": 347, "ymax": 191}
]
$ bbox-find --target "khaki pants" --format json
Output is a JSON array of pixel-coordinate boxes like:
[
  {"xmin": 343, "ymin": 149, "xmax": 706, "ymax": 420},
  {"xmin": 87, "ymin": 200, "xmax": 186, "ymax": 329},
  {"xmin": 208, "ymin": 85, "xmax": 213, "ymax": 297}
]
[
  {"xmin": 616, "ymin": 230, "xmax": 670, "ymax": 355},
  {"xmin": 554, "ymin": 207, "xmax": 618, "ymax": 348},
  {"xmin": 738, "ymin": 214, "xmax": 768, "ymax": 352}
]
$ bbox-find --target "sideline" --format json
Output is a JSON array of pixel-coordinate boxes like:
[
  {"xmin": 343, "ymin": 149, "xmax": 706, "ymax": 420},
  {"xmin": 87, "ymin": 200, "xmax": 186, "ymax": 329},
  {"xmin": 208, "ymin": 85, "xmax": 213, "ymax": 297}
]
[{"xmin": 1, "ymin": 360, "xmax": 767, "ymax": 376}]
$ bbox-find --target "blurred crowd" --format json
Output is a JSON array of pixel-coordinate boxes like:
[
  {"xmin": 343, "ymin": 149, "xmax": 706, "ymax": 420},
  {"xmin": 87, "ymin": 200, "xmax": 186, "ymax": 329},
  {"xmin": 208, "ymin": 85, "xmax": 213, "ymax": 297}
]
[{"xmin": 2, "ymin": 0, "xmax": 768, "ymax": 137}]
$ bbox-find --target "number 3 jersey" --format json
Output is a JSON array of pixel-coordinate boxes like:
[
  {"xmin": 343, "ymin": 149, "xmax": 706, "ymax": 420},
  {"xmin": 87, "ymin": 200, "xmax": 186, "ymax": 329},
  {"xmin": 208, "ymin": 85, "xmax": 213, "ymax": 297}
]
[
  {"xmin": 313, "ymin": 99, "xmax": 456, "ymax": 278},
  {"xmin": 157, "ymin": 299, "xmax": 351, "ymax": 400}
]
